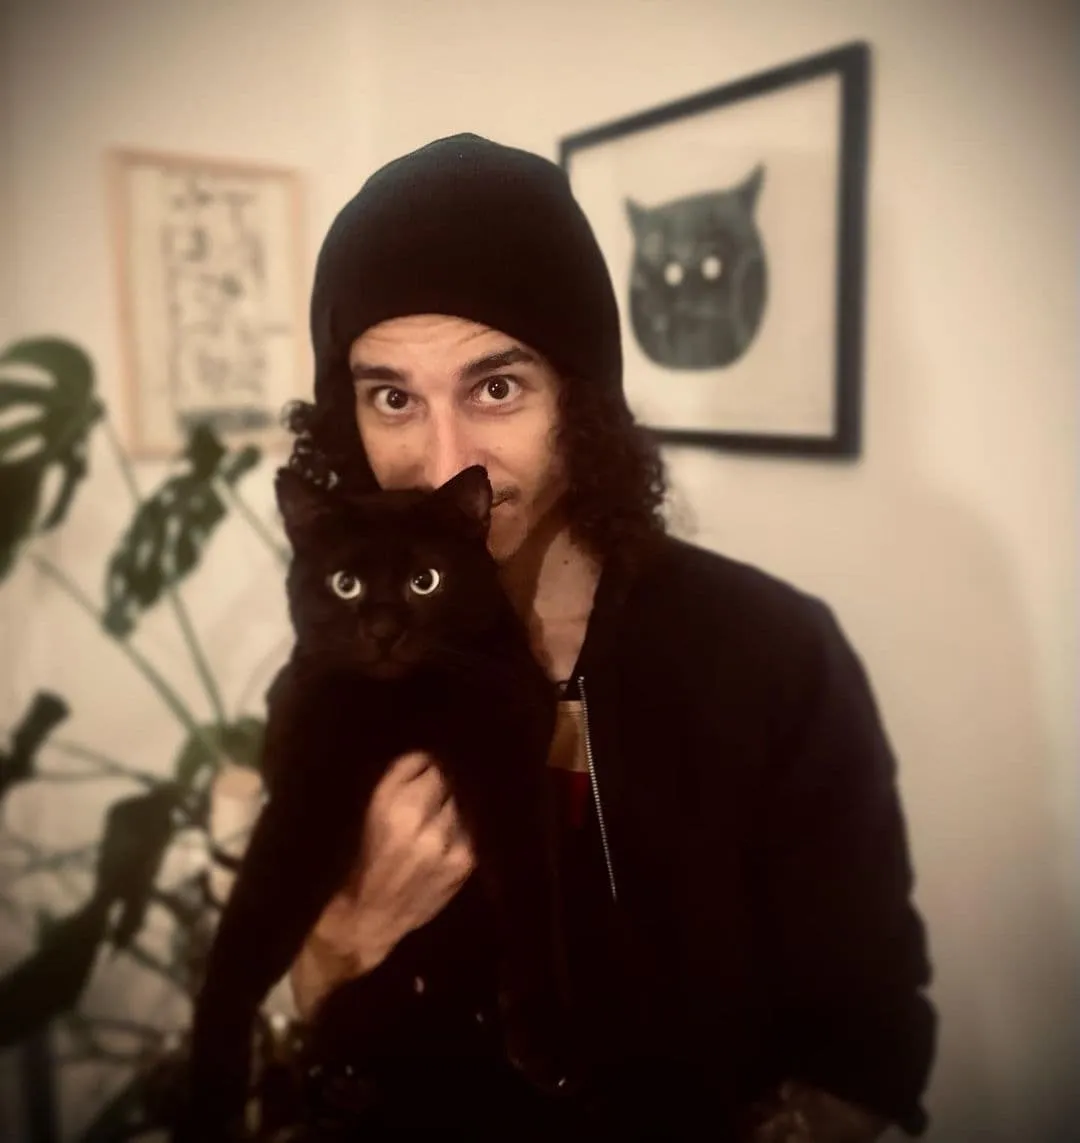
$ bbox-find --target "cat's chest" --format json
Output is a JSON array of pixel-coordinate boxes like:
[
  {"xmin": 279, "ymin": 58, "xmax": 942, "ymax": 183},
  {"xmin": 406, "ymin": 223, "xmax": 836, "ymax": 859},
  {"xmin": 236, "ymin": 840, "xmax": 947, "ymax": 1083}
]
[{"xmin": 290, "ymin": 663, "xmax": 547, "ymax": 771}]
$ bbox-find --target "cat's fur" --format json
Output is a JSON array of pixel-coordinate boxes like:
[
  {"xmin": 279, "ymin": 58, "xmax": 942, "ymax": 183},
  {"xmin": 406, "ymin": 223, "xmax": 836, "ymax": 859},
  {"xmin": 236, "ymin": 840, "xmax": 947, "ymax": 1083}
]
[
  {"xmin": 626, "ymin": 164, "xmax": 767, "ymax": 370},
  {"xmin": 181, "ymin": 466, "xmax": 570, "ymax": 1139}
]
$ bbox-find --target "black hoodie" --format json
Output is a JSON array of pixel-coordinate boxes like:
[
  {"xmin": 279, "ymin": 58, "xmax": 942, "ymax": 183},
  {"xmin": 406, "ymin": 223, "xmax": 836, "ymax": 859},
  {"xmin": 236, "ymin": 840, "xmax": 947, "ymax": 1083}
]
[{"xmin": 300, "ymin": 532, "xmax": 936, "ymax": 1140}]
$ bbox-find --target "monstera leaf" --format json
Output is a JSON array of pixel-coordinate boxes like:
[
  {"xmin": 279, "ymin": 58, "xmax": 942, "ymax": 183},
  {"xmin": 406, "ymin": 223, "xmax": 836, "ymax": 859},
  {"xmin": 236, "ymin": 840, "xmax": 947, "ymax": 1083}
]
[
  {"xmin": 0, "ymin": 897, "xmax": 112, "ymax": 1050},
  {"xmin": 103, "ymin": 424, "xmax": 260, "ymax": 636},
  {"xmin": 76, "ymin": 1065, "xmax": 156, "ymax": 1143},
  {"xmin": 95, "ymin": 786, "xmax": 182, "ymax": 950},
  {"xmin": 78, "ymin": 1048, "xmax": 190, "ymax": 1143},
  {"xmin": 0, "ymin": 690, "xmax": 69, "ymax": 804},
  {"xmin": 0, "ymin": 338, "xmax": 103, "ymax": 580},
  {"xmin": 174, "ymin": 715, "xmax": 266, "ymax": 791},
  {"xmin": 0, "ymin": 786, "xmax": 182, "ymax": 1048}
]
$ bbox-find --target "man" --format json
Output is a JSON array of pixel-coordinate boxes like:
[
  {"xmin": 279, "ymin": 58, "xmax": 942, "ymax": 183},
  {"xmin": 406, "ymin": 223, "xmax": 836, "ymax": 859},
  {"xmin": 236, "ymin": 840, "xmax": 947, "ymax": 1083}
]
[{"xmin": 280, "ymin": 133, "xmax": 935, "ymax": 1140}]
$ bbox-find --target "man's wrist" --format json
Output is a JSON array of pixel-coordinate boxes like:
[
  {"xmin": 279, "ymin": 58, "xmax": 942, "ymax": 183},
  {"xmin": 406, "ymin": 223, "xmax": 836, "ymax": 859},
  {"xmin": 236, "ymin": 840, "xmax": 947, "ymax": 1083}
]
[
  {"xmin": 289, "ymin": 923, "xmax": 397, "ymax": 1022},
  {"xmin": 351, "ymin": 913, "xmax": 399, "ymax": 974},
  {"xmin": 743, "ymin": 1080, "xmax": 890, "ymax": 1143}
]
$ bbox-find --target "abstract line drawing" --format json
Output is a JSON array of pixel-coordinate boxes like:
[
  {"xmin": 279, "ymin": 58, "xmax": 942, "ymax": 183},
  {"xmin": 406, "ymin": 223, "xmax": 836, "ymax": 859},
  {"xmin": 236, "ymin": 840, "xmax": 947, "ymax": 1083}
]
[{"xmin": 110, "ymin": 150, "xmax": 304, "ymax": 457}]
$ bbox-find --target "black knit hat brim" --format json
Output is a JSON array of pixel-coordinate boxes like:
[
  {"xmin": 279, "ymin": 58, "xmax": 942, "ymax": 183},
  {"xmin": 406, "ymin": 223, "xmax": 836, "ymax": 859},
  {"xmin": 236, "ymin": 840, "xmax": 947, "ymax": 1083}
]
[{"xmin": 310, "ymin": 134, "xmax": 623, "ymax": 404}]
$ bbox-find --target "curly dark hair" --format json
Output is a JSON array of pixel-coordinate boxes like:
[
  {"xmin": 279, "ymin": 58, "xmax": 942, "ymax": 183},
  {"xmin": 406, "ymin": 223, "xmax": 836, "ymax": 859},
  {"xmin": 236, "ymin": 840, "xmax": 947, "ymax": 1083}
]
[{"xmin": 282, "ymin": 369, "xmax": 668, "ymax": 568}]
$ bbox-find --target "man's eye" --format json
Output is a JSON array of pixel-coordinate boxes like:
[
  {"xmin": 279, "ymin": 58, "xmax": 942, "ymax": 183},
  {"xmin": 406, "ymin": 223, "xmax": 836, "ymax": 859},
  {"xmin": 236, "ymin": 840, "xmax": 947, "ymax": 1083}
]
[
  {"xmin": 477, "ymin": 376, "xmax": 519, "ymax": 404},
  {"xmin": 372, "ymin": 387, "xmax": 411, "ymax": 413}
]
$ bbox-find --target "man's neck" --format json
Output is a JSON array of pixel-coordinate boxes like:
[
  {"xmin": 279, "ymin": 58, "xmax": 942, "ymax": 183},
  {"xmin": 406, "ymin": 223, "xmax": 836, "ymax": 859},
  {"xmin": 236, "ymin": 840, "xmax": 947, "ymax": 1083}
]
[
  {"xmin": 501, "ymin": 526, "xmax": 598, "ymax": 620},
  {"xmin": 498, "ymin": 516, "xmax": 601, "ymax": 681}
]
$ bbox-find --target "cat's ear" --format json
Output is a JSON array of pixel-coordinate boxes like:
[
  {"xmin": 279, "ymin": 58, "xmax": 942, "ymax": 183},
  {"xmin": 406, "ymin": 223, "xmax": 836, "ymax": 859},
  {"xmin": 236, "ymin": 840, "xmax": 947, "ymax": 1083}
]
[
  {"xmin": 737, "ymin": 164, "xmax": 765, "ymax": 214},
  {"xmin": 435, "ymin": 465, "xmax": 492, "ymax": 538},
  {"xmin": 625, "ymin": 198, "xmax": 648, "ymax": 236},
  {"xmin": 275, "ymin": 468, "xmax": 336, "ymax": 547}
]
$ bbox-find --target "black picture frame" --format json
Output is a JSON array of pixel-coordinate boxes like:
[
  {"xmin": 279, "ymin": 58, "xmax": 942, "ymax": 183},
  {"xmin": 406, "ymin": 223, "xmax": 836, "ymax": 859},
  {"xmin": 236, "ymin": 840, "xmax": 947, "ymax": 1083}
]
[{"xmin": 559, "ymin": 40, "xmax": 871, "ymax": 459}]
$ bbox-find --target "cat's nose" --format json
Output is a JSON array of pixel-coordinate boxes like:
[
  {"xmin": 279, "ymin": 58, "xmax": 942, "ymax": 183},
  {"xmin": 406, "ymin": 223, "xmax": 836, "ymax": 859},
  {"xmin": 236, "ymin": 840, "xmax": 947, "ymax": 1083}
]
[{"xmin": 369, "ymin": 613, "xmax": 403, "ymax": 650}]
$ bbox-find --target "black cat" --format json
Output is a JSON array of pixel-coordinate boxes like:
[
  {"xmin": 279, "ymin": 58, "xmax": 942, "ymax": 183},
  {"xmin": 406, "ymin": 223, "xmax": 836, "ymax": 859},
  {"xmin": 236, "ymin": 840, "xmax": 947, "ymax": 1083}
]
[
  {"xmin": 180, "ymin": 465, "xmax": 571, "ymax": 1139},
  {"xmin": 626, "ymin": 164, "xmax": 768, "ymax": 370}
]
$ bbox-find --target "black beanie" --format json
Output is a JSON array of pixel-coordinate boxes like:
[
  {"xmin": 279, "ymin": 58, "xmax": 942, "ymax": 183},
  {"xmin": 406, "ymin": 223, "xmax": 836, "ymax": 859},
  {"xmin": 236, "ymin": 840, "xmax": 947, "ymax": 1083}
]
[{"xmin": 309, "ymin": 133, "xmax": 624, "ymax": 406}]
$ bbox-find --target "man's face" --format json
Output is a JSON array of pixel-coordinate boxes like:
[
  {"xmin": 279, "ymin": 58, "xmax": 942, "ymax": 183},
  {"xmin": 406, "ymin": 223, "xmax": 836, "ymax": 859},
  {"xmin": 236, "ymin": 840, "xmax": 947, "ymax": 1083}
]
[{"xmin": 349, "ymin": 314, "xmax": 567, "ymax": 563}]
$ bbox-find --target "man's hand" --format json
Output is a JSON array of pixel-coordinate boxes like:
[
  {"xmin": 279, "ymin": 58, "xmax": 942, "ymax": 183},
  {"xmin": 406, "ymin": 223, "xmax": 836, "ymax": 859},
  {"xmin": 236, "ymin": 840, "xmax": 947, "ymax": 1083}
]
[
  {"xmin": 289, "ymin": 751, "xmax": 475, "ymax": 1020},
  {"xmin": 743, "ymin": 1080, "xmax": 890, "ymax": 1143}
]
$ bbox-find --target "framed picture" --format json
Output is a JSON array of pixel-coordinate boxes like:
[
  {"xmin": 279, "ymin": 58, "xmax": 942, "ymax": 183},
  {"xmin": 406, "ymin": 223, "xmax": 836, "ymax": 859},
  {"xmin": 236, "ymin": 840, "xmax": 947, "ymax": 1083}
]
[
  {"xmin": 560, "ymin": 41, "xmax": 871, "ymax": 458},
  {"xmin": 107, "ymin": 148, "xmax": 306, "ymax": 458}
]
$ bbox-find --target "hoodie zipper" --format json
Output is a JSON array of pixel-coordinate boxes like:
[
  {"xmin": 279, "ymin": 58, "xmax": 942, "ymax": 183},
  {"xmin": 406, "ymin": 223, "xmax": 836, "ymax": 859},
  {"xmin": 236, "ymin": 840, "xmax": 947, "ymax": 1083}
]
[{"xmin": 576, "ymin": 675, "xmax": 618, "ymax": 904}]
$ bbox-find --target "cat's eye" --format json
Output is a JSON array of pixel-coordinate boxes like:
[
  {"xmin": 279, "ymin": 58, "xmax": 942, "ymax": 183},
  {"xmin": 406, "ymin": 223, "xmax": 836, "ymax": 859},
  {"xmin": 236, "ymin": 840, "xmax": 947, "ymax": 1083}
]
[
  {"xmin": 328, "ymin": 571, "xmax": 364, "ymax": 600},
  {"xmin": 409, "ymin": 568, "xmax": 442, "ymax": 596},
  {"xmin": 701, "ymin": 255, "xmax": 723, "ymax": 280},
  {"xmin": 663, "ymin": 261, "xmax": 684, "ymax": 287}
]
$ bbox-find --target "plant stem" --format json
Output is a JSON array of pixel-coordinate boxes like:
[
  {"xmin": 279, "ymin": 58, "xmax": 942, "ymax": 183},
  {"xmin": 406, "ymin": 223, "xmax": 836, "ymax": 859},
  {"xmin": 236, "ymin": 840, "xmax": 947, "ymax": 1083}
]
[
  {"xmin": 0, "ymin": 830, "xmax": 89, "ymax": 901},
  {"xmin": 101, "ymin": 416, "xmax": 229, "ymax": 728},
  {"xmin": 10, "ymin": 843, "xmax": 98, "ymax": 878},
  {"xmin": 166, "ymin": 588, "xmax": 229, "ymax": 727},
  {"xmin": 55, "ymin": 1045, "xmax": 147, "ymax": 1067},
  {"xmin": 22, "ymin": 1029, "xmax": 59, "ymax": 1143},
  {"xmin": 29, "ymin": 555, "xmax": 215, "ymax": 758},
  {"xmin": 34, "ymin": 737, "xmax": 203, "ymax": 829},
  {"xmin": 33, "ymin": 772, "xmax": 122, "ymax": 784},
  {"xmin": 217, "ymin": 479, "xmax": 290, "ymax": 566},
  {"xmin": 42, "ymin": 738, "xmax": 159, "ymax": 789},
  {"xmin": 122, "ymin": 940, "xmax": 186, "ymax": 991},
  {"xmin": 67, "ymin": 1013, "xmax": 162, "ymax": 1040}
]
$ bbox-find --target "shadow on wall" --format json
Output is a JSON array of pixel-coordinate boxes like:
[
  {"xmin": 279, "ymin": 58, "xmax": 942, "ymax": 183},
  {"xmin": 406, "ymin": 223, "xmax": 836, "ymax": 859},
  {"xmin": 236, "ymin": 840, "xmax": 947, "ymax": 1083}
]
[
  {"xmin": 667, "ymin": 215, "xmax": 1079, "ymax": 1143},
  {"xmin": 844, "ymin": 216, "xmax": 1079, "ymax": 1143}
]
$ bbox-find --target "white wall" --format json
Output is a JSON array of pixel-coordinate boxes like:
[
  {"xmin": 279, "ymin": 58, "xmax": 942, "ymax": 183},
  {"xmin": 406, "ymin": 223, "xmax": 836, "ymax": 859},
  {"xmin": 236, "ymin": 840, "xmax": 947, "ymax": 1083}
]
[
  {"xmin": 1, "ymin": 0, "xmax": 1076, "ymax": 1139},
  {"xmin": 0, "ymin": 0, "xmax": 16, "ymax": 346}
]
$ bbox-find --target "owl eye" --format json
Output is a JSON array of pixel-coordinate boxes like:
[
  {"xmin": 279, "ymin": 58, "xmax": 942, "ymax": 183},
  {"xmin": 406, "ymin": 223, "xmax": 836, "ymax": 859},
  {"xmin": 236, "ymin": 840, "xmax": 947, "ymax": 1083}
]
[
  {"xmin": 328, "ymin": 571, "xmax": 363, "ymax": 600},
  {"xmin": 701, "ymin": 255, "xmax": 723, "ymax": 280},
  {"xmin": 409, "ymin": 568, "xmax": 442, "ymax": 597},
  {"xmin": 663, "ymin": 261, "xmax": 685, "ymax": 287}
]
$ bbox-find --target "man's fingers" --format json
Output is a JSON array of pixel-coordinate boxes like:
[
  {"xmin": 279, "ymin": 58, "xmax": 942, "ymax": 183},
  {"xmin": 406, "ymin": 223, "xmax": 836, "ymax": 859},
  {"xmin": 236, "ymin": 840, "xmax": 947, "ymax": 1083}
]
[
  {"xmin": 445, "ymin": 841, "xmax": 476, "ymax": 882},
  {"xmin": 385, "ymin": 750, "xmax": 434, "ymax": 786},
  {"xmin": 429, "ymin": 796, "xmax": 469, "ymax": 856},
  {"xmin": 371, "ymin": 752, "xmax": 441, "ymax": 816},
  {"xmin": 405, "ymin": 762, "xmax": 452, "ymax": 821},
  {"xmin": 433, "ymin": 801, "xmax": 476, "ymax": 883}
]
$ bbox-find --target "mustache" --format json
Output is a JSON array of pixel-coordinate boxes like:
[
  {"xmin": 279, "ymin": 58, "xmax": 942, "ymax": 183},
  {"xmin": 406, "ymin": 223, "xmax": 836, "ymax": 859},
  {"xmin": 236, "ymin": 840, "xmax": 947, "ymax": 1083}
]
[{"xmin": 404, "ymin": 479, "xmax": 517, "ymax": 505}]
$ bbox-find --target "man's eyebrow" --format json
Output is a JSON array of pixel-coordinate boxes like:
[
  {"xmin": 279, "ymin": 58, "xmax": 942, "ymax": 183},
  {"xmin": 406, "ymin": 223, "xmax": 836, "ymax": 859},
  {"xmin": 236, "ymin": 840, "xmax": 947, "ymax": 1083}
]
[
  {"xmin": 457, "ymin": 346, "xmax": 539, "ymax": 382},
  {"xmin": 350, "ymin": 361, "xmax": 407, "ymax": 384},
  {"xmin": 350, "ymin": 346, "xmax": 539, "ymax": 387}
]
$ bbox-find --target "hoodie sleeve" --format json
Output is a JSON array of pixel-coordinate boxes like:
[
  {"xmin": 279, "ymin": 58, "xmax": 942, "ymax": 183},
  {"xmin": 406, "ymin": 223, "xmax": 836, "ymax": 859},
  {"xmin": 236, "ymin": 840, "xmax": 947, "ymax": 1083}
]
[{"xmin": 758, "ymin": 598, "xmax": 936, "ymax": 1135}]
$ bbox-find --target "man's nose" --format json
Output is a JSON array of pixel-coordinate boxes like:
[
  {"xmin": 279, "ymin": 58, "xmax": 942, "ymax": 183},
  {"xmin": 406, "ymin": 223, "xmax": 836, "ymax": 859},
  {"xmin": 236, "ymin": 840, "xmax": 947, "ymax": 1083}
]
[{"xmin": 424, "ymin": 412, "xmax": 481, "ymax": 490}]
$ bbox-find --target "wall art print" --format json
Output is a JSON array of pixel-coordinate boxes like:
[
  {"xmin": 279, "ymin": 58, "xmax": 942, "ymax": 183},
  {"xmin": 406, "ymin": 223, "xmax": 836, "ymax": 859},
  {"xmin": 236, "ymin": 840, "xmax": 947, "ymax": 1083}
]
[
  {"xmin": 108, "ymin": 148, "xmax": 305, "ymax": 458},
  {"xmin": 560, "ymin": 41, "xmax": 871, "ymax": 458}
]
